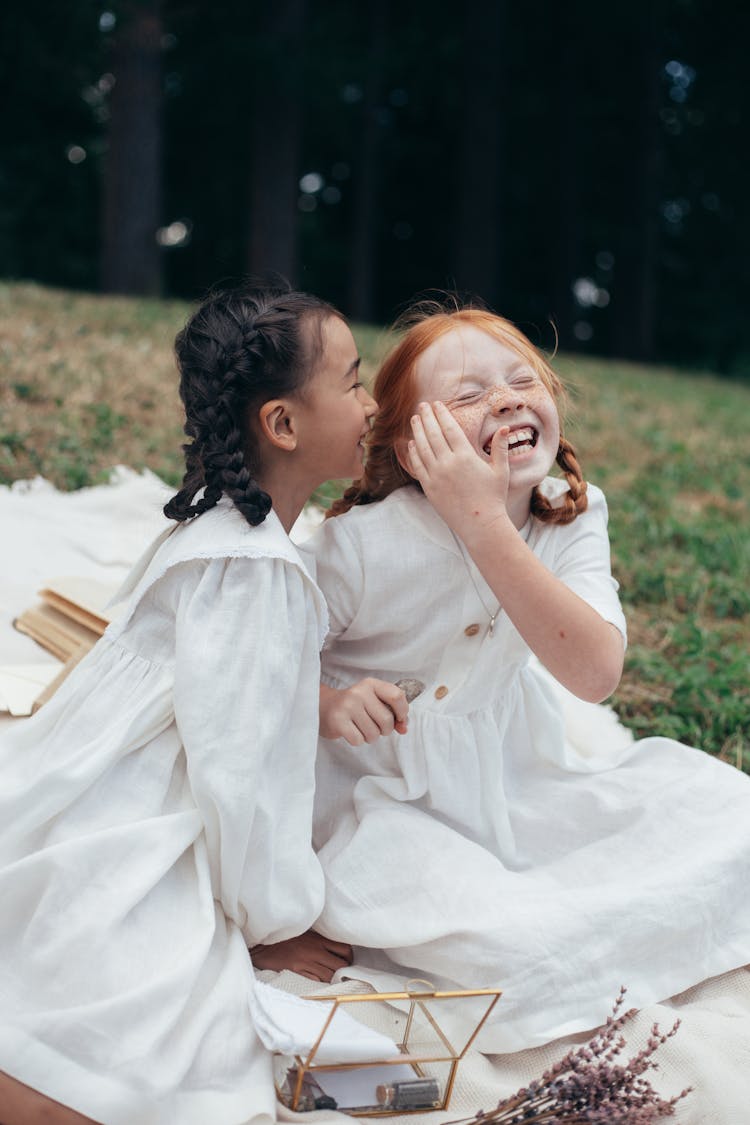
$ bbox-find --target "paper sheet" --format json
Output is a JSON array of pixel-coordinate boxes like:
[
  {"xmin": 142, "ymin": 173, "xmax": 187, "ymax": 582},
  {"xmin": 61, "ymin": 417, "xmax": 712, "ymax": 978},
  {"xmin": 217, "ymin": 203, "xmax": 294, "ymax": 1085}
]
[
  {"xmin": 249, "ymin": 978, "xmax": 401, "ymax": 1063},
  {"xmin": 0, "ymin": 663, "xmax": 60, "ymax": 716}
]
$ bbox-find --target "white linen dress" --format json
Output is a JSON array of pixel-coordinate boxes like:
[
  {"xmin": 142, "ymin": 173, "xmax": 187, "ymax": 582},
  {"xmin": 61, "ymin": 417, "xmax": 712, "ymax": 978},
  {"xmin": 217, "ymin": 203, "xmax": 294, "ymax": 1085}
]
[
  {"xmin": 0, "ymin": 499, "xmax": 328, "ymax": 1125},
  {"xmin": 305, "ymin": 481, "xmax": 750, "ymax": 1053}
]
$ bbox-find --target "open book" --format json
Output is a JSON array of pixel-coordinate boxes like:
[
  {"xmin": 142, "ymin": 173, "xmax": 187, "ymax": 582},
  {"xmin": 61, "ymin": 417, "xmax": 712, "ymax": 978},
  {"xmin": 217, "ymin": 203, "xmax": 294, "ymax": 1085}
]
[
  {"xmin": 7, "ymin": 577, "xmax": 120, "ymax": 714},
  {"xmin": 13, "ymin": 577, "xmax": 117, "ymax": 662}
]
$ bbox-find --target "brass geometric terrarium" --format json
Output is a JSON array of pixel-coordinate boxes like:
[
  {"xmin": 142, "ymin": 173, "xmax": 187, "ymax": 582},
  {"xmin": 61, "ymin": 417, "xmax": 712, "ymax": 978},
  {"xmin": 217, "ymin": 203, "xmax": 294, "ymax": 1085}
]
[{"xmin": 274, "ymin": 983, "xmax": 502, "ymax": 1116}]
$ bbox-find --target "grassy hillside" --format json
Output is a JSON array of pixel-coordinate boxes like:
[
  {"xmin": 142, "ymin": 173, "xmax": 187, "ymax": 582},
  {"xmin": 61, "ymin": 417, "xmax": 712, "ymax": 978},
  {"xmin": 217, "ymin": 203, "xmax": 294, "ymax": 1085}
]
[{"xmin": 1, "ymin": 281, "xmax": 748, "ymax": 765}]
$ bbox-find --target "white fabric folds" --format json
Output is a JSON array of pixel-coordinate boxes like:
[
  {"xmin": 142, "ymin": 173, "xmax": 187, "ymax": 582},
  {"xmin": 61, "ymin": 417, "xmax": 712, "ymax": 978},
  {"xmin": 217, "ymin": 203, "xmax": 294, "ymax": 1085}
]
[
  {"xmin": 249, "ymin": 978, "xmax": 399, "ymax": 1063},
  {"xmin": 305, "ymin": 482, "xmax": 750, "ymax": 1053},
  {"xmin": 0, "ymin": 496, "xmax": 327, "ymax": 1123}
]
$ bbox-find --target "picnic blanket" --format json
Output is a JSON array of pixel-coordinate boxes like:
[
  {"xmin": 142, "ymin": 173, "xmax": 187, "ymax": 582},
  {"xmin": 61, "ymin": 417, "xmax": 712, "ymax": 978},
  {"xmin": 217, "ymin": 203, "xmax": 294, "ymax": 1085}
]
[{"xmin": 1, "ymin": 469, "xmax": 749, "ymax": 1123}]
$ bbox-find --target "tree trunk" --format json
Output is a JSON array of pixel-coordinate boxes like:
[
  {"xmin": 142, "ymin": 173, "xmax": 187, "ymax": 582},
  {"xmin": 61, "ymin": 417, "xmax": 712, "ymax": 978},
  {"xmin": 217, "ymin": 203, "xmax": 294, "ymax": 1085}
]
[
  {"xmin": 246, "ymin": 0, "xmax": 307, "ymax": 284},
  {"xmin": 100, "ymin": 0, "xmax": 162, "ymax": 296},
  {"xmin": 453, "ymin": 0, "xmax": 505, "ymax": 306},
  {"xmin": 551, "ymin": 9, "xmax": 582, "ymax": 350},
  {"xmin": 612, "ymin": 7, "xmax": 662, "ymax": 360},
  {"xmin": 348, "ymin": 3, "xmax": 388, "ymax": 322}
]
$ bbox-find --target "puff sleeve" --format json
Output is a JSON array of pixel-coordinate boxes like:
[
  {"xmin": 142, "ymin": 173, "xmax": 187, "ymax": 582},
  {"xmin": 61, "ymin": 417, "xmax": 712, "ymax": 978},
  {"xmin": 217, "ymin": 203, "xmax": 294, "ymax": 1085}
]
[
  {"xmin": 170, "ymin": 555, "xmax": 325, "ymax": 946},
  {"xmin": 542, "ymin": 485, "xmax": 628, "ymax": 644}
]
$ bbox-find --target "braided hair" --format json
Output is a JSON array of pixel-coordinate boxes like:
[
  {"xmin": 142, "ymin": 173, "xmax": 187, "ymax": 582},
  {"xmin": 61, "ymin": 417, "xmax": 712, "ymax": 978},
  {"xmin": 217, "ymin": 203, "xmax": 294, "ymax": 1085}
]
[
  {"xmin": 328, "ymin": 301, "xmax": 587, "ymax": 526},
  {"xmin": 164, "ymin": 283, "xmax": 338, "ymax": 527},
  {"xmin": 531, "ymin": 437, "xmax": 587, "ymax": 524}
]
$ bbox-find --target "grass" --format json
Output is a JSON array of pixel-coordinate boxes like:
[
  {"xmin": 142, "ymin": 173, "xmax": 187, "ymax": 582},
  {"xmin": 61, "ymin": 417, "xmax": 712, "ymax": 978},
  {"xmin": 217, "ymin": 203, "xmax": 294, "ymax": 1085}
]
[
  {"xmin": 556, "ymin": 352, "xmax": 749, "ymax": 767},
  {"xmin": 1, "ymin": 281, "xmax": 748, "ymax": 766}
]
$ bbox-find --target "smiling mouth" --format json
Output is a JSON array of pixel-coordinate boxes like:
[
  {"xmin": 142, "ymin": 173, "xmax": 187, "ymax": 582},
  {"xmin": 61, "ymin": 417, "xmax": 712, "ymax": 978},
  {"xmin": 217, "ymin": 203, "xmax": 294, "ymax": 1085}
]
[{"xmin": 483, "ymin": 427, "xmax": 538, "ymax": 456}]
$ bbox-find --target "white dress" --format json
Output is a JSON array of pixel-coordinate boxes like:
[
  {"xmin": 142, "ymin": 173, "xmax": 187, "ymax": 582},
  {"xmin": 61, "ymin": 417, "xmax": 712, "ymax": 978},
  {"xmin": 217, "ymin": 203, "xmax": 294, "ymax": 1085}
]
[
  {"xmin": 305, "ymin": 482, "xmax": 750, "ymax": 1052},
  {"xmin": 0, "ymin": 499, "xmax": 328, "ymax": 1125}
]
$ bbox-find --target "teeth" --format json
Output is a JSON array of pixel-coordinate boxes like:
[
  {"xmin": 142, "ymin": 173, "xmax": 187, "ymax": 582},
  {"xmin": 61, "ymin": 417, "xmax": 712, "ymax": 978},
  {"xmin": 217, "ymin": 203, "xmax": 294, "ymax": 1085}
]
[
  {"xmin": 508, "ymin": 427, "xmax": 535, "ymax": 447},
  {"xmin": 483, "ymin": 427, "xmax": 537, "ymax": 455}
]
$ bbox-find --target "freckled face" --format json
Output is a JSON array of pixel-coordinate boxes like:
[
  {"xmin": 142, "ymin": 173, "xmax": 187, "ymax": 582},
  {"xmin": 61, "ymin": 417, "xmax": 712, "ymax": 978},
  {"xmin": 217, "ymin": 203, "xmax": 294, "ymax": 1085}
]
[{"xmin": 412, "ymin": 325, "xmax": 561, "ymax": 496}]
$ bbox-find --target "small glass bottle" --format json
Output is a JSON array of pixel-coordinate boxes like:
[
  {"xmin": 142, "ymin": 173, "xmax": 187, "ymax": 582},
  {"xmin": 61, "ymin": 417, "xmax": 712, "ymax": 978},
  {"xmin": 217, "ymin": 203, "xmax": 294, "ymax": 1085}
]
[{"xmin": 376, "ymin": 1077, "xmax": 440, "ymax": 1110}]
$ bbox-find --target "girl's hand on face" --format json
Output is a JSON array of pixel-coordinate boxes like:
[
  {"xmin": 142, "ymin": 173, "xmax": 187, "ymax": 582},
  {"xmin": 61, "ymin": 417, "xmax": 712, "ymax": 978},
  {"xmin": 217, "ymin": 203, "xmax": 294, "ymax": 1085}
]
[
  {"xmin": 407, "ymin": 401, "xmax": 510, "ymax": 533},
  {"xmin": 250, "ymin": 929, "xmax": 354, "ymax": 982},
  {"xmin": 319, "ymin": 679, "xmax": 408, "ymax": 745}
]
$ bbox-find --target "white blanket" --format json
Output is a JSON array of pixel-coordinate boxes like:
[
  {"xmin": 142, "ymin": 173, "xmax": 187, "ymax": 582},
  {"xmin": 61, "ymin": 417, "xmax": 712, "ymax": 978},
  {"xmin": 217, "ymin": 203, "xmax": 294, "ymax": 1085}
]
[{"xmin": 1, "ymin": 469, "xmax": 749, "ymax": 1123}]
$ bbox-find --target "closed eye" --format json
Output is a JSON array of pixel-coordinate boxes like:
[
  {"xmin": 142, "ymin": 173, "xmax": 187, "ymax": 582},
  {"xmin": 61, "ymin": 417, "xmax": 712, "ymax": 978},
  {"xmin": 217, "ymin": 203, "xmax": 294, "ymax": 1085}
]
[{"xmin": 511, "ymin": 367, "xmax": 539, "ymax": 385}]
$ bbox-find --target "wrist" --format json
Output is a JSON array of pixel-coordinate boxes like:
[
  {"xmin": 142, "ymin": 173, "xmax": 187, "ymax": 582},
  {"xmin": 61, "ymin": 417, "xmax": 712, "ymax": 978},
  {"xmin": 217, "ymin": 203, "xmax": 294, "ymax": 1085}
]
[
  {"xmin": 453, "ymin": 502, "xmax": 514, "ymax": 550},
  {"xmin": 318, "ymin": 683, "xmax": 338, "ymax": 736}
]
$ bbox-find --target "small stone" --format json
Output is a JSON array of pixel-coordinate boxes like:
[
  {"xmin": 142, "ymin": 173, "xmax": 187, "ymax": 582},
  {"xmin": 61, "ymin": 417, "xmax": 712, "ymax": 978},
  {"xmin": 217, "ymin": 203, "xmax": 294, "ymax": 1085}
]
[{"xmin": 395, "ymin": 677, "xmax": 425, "ymax": 702}]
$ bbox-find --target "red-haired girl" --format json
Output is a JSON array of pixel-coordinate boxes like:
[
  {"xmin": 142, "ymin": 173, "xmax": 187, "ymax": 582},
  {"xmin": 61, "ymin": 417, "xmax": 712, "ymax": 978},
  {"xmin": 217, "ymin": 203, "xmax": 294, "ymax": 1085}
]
[{"xmin": 305, "ymin": 302, "xmax": 750, "ymax": 1053}]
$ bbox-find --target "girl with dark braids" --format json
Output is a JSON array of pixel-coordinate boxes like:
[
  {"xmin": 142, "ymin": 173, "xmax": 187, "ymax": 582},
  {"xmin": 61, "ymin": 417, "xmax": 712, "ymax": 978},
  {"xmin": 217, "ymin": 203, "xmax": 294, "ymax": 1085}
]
[
  {"xmin": 0, "ymin": 282, "xmax": 379, "ymax": 1124},
  {"xmin": 303, "ymin": 302, "xmax": 750, "ymax": 1054}
]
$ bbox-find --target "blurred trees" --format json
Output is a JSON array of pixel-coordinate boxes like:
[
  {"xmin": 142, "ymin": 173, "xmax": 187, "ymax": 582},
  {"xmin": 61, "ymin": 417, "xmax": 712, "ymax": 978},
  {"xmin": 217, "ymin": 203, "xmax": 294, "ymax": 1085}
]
[
  {"xmin": 0, "ymin": 0, "xmax": 747, "ymax": 374},
  {"xmin": 101, "ymin": 0, "xmax": 163, "ymax": 294},
  {"xmin": 454, "ymin": 0, "xmax": 505, "ymax": 306},
  {"xmin": 247, "ymin": 0, "xmax": 307, "ymax": 283},
  {"xmin": 0, "ymin": 2, "xmax": 101, "ymax": 288}
]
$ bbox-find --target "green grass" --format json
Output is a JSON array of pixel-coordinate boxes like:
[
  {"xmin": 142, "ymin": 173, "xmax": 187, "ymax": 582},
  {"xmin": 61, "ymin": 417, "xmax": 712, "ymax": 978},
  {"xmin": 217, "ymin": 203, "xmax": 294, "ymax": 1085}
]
[
  {"xmin": 1, "ymin": 281, "xmax": 748, "ymax": 765},
  {"xmin": 556, "ymin": 353, "xmax": 749, "ymax": 764}
]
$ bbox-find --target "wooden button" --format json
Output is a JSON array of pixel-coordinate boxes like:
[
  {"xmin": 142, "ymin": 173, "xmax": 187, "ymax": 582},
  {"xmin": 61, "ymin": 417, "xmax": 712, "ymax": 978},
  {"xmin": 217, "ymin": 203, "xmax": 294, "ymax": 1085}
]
[
  {"xmin": 434, "ymin": 685, "xmax": 449, "ymax": 699},
  {"xmin": 464, "ymin": 623, "xmax": 480, "ymax": 636}
]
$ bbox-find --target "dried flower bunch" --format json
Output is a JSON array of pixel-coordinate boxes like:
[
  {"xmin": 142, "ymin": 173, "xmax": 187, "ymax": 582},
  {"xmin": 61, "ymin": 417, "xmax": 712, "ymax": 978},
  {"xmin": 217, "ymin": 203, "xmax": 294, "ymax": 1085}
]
[{"xmin": 452, "ymin": 988, "xmax": 692, "ymax": 1124}]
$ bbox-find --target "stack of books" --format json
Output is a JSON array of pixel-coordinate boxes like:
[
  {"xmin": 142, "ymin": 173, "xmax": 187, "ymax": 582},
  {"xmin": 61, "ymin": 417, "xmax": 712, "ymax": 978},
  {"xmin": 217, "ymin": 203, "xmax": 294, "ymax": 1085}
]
[
  {"xmin": 6, "ymin": 577, "xmax": 118, "ymax": 713},
  {"xmin": 14, "ymin": 577, "xmax": 115, "ymax": 662}
]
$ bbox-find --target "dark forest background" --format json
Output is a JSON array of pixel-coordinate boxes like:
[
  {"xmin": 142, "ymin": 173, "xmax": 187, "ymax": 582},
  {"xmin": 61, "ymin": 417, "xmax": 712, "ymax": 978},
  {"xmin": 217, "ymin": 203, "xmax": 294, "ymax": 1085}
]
[{"xmin": 1, "ymin": 0, "xmax": 747, "ymax": 373}]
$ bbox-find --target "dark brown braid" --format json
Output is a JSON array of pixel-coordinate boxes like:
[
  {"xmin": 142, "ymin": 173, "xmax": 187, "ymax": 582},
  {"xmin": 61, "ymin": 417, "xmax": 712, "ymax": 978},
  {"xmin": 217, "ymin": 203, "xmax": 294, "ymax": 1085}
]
[
  {"xmin": 531, "ymin": 436, "xmax": 588, "ymax": 524},
  {"xmin": 164, "ymin": 282, "xmax": 339, "ymax": 527}
]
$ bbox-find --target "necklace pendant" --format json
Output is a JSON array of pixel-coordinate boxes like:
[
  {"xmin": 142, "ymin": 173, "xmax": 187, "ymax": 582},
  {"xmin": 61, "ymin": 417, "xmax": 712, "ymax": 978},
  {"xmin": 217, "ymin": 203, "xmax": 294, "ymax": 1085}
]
[{"xmin": 489, "ymin": 613, "xmax": 496, "ymax": 637}]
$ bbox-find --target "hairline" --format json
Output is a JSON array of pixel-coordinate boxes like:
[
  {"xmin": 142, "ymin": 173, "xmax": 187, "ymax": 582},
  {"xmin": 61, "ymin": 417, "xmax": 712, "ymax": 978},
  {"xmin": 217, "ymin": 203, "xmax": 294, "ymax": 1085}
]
[
  {"xmin": 291, "ymin": 309, "xmax": 350, "ymax": 402},
  {"xmin": 393, "ymin": 310, "xmax": 566, "ymax": 424}
]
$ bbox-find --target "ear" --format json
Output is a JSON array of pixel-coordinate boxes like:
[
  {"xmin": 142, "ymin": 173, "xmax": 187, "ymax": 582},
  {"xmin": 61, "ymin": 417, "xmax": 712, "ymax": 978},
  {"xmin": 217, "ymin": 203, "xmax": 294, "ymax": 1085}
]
[{"xmin": 258, "ymin": 399, "xmax": 298, "ymax": 452}]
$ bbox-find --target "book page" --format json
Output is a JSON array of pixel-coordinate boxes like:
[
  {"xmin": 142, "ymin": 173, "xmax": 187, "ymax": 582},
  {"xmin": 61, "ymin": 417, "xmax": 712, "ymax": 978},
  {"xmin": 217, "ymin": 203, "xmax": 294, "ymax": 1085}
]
[
  {"xmin": 0, "ymin": 664, "xmax": 60, "ymax": 716},
  {"xmin": 39, "ymin": 576, "xmax": 119, "ymax": 633},
  {"xmin": 14, "ymin": 604, "xmax": 100, "ymax": 662}
]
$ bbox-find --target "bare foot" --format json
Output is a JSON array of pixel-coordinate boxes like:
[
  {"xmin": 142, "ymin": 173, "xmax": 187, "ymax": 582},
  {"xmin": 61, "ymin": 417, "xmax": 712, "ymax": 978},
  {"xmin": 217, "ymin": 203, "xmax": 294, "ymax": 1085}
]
[{"xmin": 250, "ymin": 929, "xmax": 354, "ymax": 982}]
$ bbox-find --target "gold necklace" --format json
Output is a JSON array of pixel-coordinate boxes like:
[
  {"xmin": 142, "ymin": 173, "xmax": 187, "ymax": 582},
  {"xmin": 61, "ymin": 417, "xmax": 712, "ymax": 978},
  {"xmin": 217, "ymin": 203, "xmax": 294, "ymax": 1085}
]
[{"xmin": 451, "ymin": 517, "xmax": 533, "ymax": 637}]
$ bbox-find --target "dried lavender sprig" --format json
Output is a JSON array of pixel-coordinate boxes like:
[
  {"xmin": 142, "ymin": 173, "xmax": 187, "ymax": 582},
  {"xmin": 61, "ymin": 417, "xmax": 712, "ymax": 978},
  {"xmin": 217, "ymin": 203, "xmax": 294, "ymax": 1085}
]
[{"xmin": 446, "ymin": 989, "xmax": 692, "ymax": 1125}]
